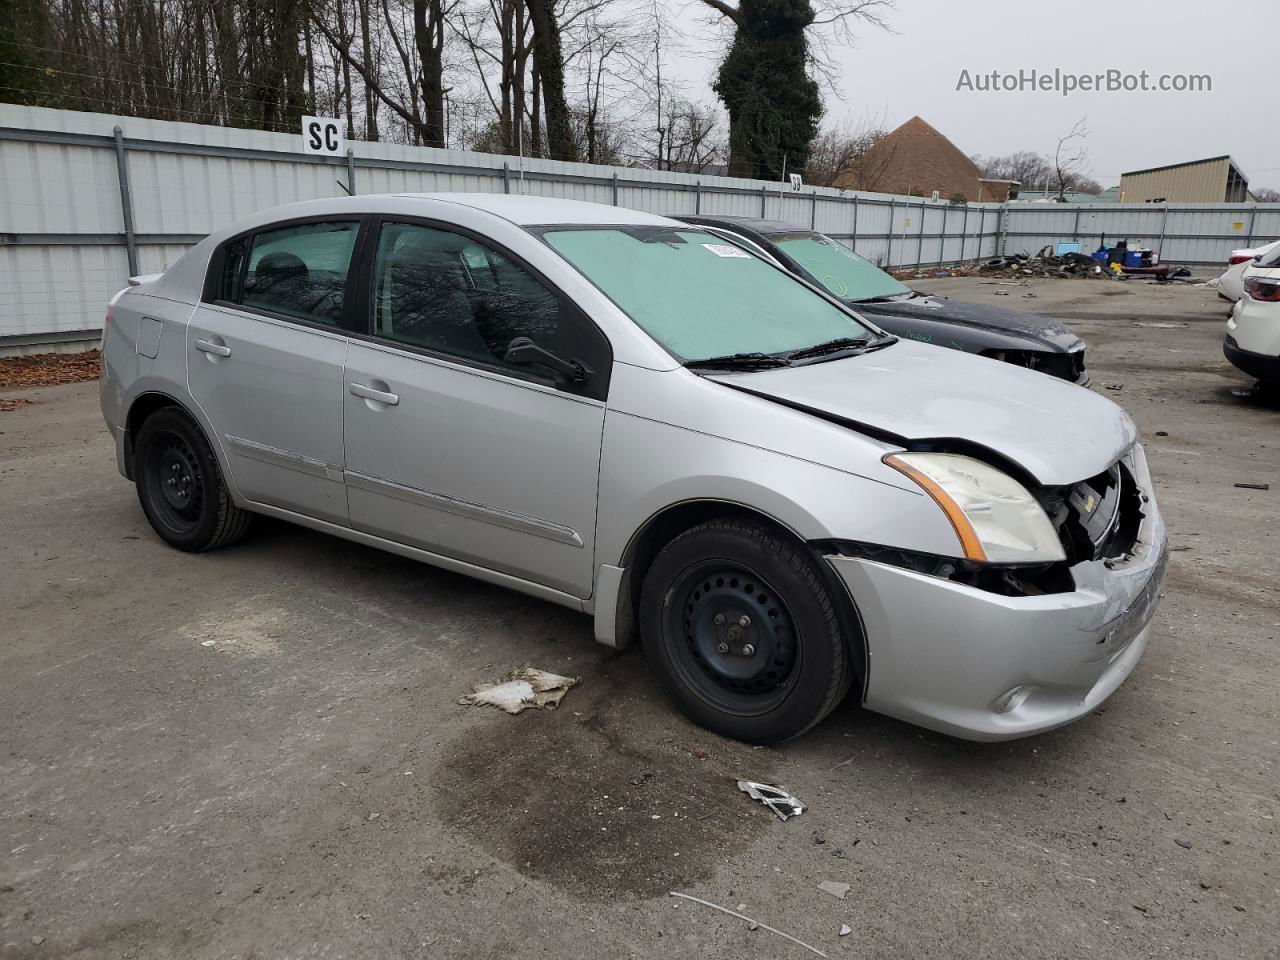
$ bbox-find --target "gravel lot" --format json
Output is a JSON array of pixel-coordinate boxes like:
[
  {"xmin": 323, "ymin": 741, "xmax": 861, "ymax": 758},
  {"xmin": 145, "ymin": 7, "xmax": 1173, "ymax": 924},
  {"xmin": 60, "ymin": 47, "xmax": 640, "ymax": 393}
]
[{"xmin": 1, "ymin": 277, "xmax": 1277, "ymax": 960}]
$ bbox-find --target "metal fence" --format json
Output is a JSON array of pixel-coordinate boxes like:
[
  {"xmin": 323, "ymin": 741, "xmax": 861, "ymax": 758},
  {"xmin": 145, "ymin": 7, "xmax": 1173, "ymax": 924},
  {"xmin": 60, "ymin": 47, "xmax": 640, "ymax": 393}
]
[
  {"xmin": 1, "ymin": 104, "xmax": 1006, "ymax": 351},
  {"xmin": 1001, "ymin": 202, "xmax": 1280, "ymax": 265},
  {"xmin": 3, "ymin": 103, "xmax": 1278, "ymax": 352}
]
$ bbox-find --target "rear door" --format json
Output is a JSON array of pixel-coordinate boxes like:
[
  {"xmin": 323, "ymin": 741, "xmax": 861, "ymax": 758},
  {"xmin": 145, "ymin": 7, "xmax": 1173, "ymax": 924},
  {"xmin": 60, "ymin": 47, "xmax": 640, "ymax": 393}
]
[
  {"xmin": 341, "ymin": 218, "xmax": 612, "ymax": 598},
  {"xmin": 187, "ymin": 218, "xmax": 365, "ymax": 525}
]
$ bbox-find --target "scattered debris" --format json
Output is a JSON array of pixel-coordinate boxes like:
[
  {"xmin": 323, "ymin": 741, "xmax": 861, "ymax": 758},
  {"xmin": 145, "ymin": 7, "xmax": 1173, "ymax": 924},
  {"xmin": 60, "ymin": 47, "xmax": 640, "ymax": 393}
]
[
  {"xmin": 818, "ymin": 880, "xmax": 850, "ymax": 900},
  {"xmin": 978, "ymin": 250, "xmax": 1104, "ymax": 279},
  {"xmin": 0, "ymin": 397, "xmax": 33, "ymax": 412},
  {"xmin": 1174, "ymin": 838, "xmax": 1193, "ymax": 849},
  {"xmin": 1023, "ymin": 292, "xmax": 1038, "ymax": 298},
  {"xmin": 31, "ymin": 936, "xmax": 45, "ymax": 946},
  {"xmin": 668, "ymin": 892, "xmax": 827, "ymax": 958},
  {"xmin": 1155, "ymin": 431, "xmax": 1169, "ymax": 437},
  {"xmin": 994, "ymin": 289, "xmax": 1010, "ymax": 296},
  {"xmin": 458, "ymin": 667, "xmax": 577, "ymax": 714},
  {"xmin": 839, "ymin": 925, "xmax": 852, "ymax": 937},
  {"xmin": 737, "ymin": 781, "xmax": 805, "ymax": 821},
  {"xmin": 1135, "ymin": 321, "xmax": 1188, "ymax": 329},
  {"xmin": 1234, "ymin": 482, "xmax": 1270, "ymax": 491},
  {"xmin": 0, "ymin": 350, "xmax": 100, "ymax": 388},
  {"xmin": 1104, "ymin": 383, "xmax": 1124, "ymax": 391}
]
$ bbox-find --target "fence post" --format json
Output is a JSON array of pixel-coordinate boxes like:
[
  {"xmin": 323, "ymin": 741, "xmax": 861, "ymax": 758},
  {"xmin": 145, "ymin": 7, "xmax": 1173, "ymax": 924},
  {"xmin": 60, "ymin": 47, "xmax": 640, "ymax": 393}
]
[
  {"xmin": 612, "ymin": 171, "xmax": 619, "ymax": 206},
  {"xmin": 503, "ymin": 162, "xmax": 511, "ymax": 194},
  {"xmin": 850, "ymin": 194, "xmax": 859, "ymax": 253},
  {"xmin": 695, "ymin": 181, "xmax": 701, "ymax": 214},
  {"xmin": 998, "ymin": 203, "xmax": 1009, "ymax": 256},
  {"xmin": 345, "ymin": 149, "xmax": 357, "ymax": 195},
  {"xmin": 1245, "ymin": 203, "xmax": 1257, "ymax": 248},
  {"xmin": 915, "ymin": 200, "xmax": 925, "ymax": 270},
  {"xmin": 760, "ymin": 183, "xmax": 768, "ymax": 218},
  {"xmin": 810, "ymin": 189, "xmax": 818, "ymax": 229},
  {"xmin": 887, "ymin": 198, "xmax": 895, "ymax": 267},
  {"xmin": 1157, "ymin": 202, "xmax": 1169, "ymax": 256},
  {"xmin": 112, "ymin": 125, "xmax": 139, "ymax": 278},
  {"xmin": 960, "ymin": 203, "xmax": 969, "ymax": 263}
]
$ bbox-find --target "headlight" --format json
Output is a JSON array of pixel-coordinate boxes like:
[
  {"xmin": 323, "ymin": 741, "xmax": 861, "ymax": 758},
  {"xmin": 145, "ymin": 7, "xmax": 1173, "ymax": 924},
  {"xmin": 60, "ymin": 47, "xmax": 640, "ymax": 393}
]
[{"xmin": 884, "ymin": 452, "xmax": 1067, "ymax": 564}]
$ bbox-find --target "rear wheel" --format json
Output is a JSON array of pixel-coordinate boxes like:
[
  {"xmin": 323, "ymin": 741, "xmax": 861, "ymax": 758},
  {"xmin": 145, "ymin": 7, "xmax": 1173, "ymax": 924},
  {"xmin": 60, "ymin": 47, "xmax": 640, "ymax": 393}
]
[
  {"xmin": 134, "ymin": 406, "xmax": 250, "ymax": 551},
  {"xmin": 640, "ymin": 518, "xmax": 851, "ymax": 744}
]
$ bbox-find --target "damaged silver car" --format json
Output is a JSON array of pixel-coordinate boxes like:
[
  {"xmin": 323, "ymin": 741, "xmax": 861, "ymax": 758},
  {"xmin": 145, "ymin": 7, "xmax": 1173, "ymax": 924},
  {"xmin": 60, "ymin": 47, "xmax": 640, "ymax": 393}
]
[{"xmin": 100, "ymin": 194, "xmax": 1167, "ymax": 744}]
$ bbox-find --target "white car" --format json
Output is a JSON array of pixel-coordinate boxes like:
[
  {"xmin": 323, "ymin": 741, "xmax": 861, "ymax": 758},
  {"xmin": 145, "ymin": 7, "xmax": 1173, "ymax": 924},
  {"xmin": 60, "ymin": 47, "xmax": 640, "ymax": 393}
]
[
  {"xmin": 1218, "ymin": 239, "xmax": 1280, "ymax": 302},
  {"xmin": 1225, "ymin": 257, "xmax": 1280, "ymax": 384}
]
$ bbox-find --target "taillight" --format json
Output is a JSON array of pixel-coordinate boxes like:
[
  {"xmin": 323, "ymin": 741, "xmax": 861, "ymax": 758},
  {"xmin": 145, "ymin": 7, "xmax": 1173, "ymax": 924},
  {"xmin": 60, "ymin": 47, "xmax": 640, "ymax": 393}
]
[
  {"xmin": 1229, "ymin": 254, "xmax": 1255, "ymax": 265},
  {"xmin": 1245, "ymin": 277, "xmax": 1280, "ymax": 302}
]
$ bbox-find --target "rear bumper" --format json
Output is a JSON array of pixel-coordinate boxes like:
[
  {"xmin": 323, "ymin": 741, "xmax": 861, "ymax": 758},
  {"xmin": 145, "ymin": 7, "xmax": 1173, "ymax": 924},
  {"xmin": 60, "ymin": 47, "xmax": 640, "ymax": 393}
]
[
  {"xmin": 1224, "ymin": 336, "xmax": 1280, "ymax": 383},
  {"xmin": 827, "ymin": 452, "xmax": 1167, "ymax": 741}
]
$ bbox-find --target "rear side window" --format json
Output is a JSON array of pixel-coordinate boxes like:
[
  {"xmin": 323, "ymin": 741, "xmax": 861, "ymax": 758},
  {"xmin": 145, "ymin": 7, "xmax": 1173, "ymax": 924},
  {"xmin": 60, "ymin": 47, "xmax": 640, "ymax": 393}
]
[{"xmin": 219, "ymin": 221, "xmax": 360, "ymax": 326}]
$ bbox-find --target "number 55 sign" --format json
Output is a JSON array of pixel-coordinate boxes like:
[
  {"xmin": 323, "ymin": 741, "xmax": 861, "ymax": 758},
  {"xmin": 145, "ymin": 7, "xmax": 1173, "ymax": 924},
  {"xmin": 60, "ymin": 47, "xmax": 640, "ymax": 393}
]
[{"xmin": 301, "ymin": 116, "xmax": 345, "ymax": 156}]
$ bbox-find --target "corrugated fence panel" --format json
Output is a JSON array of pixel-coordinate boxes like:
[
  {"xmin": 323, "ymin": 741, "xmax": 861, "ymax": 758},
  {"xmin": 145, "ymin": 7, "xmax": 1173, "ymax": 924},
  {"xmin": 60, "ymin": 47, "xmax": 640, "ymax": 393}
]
[{"xmin": 8, "ymin": 102, "xmax": 1273, "ymax": 347}]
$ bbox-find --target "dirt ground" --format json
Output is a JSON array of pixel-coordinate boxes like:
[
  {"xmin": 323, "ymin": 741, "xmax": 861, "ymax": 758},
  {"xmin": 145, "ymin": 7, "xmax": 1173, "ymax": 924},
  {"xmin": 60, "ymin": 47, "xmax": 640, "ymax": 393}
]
[{"xmin": 1, "ymin": 277, "xmax": 1277, "ymax": 960}]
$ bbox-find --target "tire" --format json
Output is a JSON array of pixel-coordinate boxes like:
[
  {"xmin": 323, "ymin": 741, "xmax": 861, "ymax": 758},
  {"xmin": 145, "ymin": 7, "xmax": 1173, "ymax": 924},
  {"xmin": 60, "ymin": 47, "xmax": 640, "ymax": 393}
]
[
  {"xmin": 639, "ymin": 518, "xmax": 851, "ymax": 744},
  {"xmin": 134, "ymin": 406, "xmax": 250, "ymax": 552}
]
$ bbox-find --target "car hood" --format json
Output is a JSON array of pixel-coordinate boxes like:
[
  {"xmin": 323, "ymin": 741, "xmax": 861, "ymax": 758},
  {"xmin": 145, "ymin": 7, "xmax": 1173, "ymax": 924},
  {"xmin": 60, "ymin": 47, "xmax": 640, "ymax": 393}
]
[
  {"xmin": 706, "ymin": 339, "xmax": 1135, "ymax": 486},
  {"xmin": 850, "ymin": 295, "xmax": 1083, "ymax": 352}
]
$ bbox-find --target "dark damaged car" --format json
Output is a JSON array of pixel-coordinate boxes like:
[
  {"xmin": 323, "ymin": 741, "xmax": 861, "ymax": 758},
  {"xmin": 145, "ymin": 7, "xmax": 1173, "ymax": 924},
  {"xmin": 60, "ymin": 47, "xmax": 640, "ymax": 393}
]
[{"xmin": 677, "ymin": 214, "xmax": 1089, "ymax": 384}]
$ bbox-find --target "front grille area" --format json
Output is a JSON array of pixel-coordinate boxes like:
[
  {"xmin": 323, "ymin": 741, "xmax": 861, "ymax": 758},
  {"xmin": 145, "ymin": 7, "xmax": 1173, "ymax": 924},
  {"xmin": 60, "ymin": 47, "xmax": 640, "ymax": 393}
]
[
  {"xmin": 982, "ymin": 348, "xmax": 1087, "ymax": 383},
  {"xmin": 1040, "ymin": 460, "xmax": 1144, "ymax": 565}
]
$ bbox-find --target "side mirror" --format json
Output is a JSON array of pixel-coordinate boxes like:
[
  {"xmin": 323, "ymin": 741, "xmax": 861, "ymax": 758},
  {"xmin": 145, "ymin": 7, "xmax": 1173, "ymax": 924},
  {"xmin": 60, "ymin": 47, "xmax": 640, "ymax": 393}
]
[{"xmin": 503, "ymin": 336, "xmax": 593, "ymax": 384}]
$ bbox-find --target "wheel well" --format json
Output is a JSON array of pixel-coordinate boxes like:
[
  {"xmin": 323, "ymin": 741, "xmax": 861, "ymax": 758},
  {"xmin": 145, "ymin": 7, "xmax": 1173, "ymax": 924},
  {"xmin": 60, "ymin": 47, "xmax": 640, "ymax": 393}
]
[
  {"xmin": 123, "ymin": 393, "xmax": 184, "ymax": 480},
  {"xmin": 624, "ymin": 502, "xmax": 799, "ymax": 608},
  {"xmin": 621, "ymin": 501, "xmax": 866, "ymax": 689}
]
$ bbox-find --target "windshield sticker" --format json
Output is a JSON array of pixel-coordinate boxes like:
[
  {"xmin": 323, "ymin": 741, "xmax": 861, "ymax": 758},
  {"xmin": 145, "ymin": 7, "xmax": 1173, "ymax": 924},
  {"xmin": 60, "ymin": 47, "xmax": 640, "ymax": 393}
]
[{"xmin": 702, "ymin": 243, "xmax": 752, "ymax": 259}]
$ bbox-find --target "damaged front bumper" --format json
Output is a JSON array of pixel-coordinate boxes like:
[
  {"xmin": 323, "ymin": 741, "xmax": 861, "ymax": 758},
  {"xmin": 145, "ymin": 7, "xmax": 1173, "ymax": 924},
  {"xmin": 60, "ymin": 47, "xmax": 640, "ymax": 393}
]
[{"xmin": 826, "ymin": 455, "xmax": 1168, "ymax": 742}]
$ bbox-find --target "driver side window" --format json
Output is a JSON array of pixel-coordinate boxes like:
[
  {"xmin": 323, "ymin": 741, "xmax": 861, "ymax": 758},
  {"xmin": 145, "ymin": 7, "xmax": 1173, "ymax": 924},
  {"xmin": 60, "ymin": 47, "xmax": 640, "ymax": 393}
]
[{"xmin": 370, "ymin": 222, "xmax": 561, "ymax": 370}]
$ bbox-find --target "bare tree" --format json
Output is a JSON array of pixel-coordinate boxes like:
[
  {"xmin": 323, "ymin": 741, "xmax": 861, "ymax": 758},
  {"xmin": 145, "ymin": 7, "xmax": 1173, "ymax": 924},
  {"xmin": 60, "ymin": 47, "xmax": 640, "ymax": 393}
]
[
  {"xmin": 1255, "ymin": 187, "xmax": 1280, "ymax": 203},
  {"xmin": 972, "ymin": 150, "xmax": 1052, "ymax": 191},
  {"xmin": 805, "ymin": 121, "xmax": 884, "ymax": 186},
  {"xmin": 1053, "ymin": 116, "xmax": 1089, "ymax": 201}
]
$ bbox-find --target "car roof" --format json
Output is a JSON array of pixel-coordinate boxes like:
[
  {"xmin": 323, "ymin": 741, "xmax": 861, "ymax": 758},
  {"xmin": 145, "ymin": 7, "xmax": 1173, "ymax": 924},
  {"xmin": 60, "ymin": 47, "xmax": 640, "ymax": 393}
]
[
  {"xmin": 400, "ymin": 192, "xmax": 679, "ymax": 227},
  {"xmin": 677, "ymin": 214, "xmax": 812, "ymax": 236}
]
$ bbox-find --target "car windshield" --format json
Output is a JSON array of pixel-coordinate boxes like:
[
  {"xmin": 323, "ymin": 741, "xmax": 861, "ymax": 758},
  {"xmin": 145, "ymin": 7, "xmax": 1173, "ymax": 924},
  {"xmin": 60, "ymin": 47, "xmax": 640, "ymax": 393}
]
[
  {"xmin": 541, "ymin": 226, "xmax": 876, "ymax": 362},
  {"xmin": 771, "ymin": 231, "xmax": 911, "ymax": 302}
]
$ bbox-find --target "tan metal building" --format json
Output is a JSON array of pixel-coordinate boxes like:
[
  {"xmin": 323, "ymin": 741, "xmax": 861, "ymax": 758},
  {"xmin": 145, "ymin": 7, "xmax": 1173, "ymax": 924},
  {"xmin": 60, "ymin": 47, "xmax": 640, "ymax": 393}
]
[{"xmin": 1119, "ymin": 156, "xmax": 1253, "ymax": 203}]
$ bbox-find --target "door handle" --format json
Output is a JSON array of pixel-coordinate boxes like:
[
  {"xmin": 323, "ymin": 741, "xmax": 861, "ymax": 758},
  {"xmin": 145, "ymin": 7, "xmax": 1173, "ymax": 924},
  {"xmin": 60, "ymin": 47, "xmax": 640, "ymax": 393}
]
[
  {"xmin": 349, "ymin": 382, "xmax": 400, "ymax": 406},
  {"xmin": 194, "ymin": 338, "xmax": 232, "ymax": 358}
]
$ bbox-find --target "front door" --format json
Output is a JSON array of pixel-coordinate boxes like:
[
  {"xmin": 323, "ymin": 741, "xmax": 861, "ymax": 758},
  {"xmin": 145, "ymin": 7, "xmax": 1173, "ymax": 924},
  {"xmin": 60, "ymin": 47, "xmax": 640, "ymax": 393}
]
[
  {"xmin": 342, "ymin": 220, "xmax": 610, "ymax": 598},
  {"xmin": 187, "ymin": 218, "xmax": 364, "ymax": 525}
]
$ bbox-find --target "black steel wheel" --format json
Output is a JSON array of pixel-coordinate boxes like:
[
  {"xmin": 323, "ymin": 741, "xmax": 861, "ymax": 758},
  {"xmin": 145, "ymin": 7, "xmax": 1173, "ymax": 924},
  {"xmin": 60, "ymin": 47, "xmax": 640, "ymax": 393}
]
[
  {"xmin": 640, "ymin": 518, "xmax": 852, "ymax": 744},
  {"xmin": 668, "ymin": 562, "xmax": 800, "ymax": 715},
  {"xmin": 134, "ymin": 406, "xmax": 250, "ymax": 552}
]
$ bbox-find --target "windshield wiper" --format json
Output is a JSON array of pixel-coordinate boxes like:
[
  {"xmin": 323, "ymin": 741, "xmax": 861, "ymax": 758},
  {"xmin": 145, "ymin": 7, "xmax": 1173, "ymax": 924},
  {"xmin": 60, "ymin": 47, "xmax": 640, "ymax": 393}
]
[
  {"xmin": 684, "ymin": 352, "xmax": 792, "ymax": 371},
  {"xmin": 852, "ymin": 292, "xmax": 915, "ymax": 304},
  {"xmin": 785, "ymin": 334, "xmax": 899, "ymax": 363},
  {"xmin": 784, "ymin": 337, "xmax": 872, "ymax": 361}
]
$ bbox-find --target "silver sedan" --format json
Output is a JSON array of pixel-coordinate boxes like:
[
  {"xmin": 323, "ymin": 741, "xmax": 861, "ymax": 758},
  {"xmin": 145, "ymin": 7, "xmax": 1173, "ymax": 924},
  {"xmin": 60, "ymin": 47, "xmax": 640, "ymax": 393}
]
[{"xmin": 100, "ymin": 194, "xmax": 1167, "ymax": 743}]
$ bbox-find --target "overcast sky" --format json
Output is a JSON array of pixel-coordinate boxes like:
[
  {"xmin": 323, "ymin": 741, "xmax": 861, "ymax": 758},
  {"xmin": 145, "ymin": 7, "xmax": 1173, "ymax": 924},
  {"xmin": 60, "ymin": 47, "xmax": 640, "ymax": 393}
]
[{"xmin": 659, "ymin": 0, "xmax": 1278, "ymax": 190}]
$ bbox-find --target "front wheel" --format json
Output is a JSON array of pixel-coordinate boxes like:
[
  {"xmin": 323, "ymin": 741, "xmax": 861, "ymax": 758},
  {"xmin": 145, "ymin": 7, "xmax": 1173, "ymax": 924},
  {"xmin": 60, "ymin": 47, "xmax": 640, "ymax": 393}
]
[
  {"xmin": 639, "ymin": 518, "xmax": 852, "ymax": 744},
  {"xmin": 134, "ymin": 406, "xmax": 250, "ymax": 552}
]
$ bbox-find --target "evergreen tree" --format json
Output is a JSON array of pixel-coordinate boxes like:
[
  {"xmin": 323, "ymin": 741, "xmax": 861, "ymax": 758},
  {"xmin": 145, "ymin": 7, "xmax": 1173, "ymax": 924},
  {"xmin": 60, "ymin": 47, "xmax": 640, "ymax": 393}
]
[
  {"xmin": 712, "ymin": 0, "xmax": 822, "ymax": 180},
  {"xmin": 0, "ymin": 0, "xmax": 57, "ymax": 106}
]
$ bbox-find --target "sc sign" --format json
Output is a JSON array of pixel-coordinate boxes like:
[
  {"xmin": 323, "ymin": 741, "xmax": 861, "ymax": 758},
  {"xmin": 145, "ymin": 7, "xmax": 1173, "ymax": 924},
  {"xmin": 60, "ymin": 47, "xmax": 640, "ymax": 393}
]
[{"xmin": 302, "ymin": 116, "xmax": 344, "ymax": 156}]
